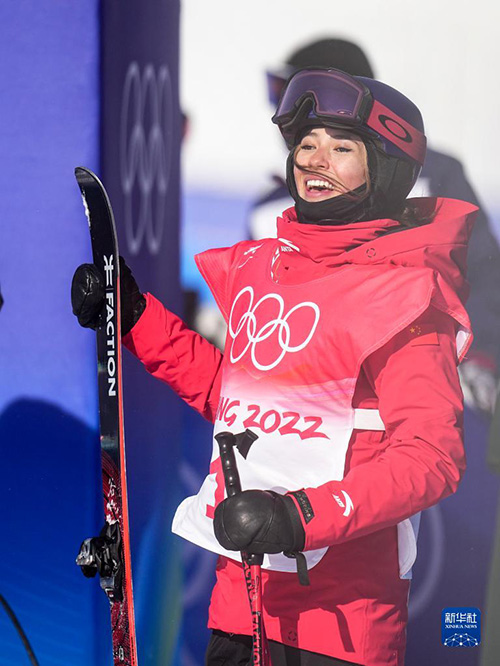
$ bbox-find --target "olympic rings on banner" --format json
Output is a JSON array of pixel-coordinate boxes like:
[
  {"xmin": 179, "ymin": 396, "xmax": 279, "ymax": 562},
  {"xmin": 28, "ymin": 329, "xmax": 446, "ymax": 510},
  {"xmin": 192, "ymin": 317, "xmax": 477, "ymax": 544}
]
[
  {"xmin": 120, "ymin": 62, "xmax": 174, "ymax": 255},
  {"xmin": 228, "ymin": 286, "xmax": 320, "ymax": 371}
]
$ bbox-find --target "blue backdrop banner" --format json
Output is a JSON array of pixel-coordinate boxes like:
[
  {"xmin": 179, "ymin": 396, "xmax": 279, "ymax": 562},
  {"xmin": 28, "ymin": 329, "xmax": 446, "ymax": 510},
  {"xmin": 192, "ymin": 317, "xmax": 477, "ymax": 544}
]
[
  {"xmin": 0, "ymin": 2, "xmax": 107, "ymax": 664},
  {"xmin": 0, "ymin": 1, "xmax": 183, "ymax": 664}
]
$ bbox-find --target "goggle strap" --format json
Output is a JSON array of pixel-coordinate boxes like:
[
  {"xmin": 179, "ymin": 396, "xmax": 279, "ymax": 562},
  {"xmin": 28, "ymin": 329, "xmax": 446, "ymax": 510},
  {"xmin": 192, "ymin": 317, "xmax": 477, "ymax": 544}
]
[{"xmin": 367, "ymin": 99, "xmax": 426, "ymax": 165}]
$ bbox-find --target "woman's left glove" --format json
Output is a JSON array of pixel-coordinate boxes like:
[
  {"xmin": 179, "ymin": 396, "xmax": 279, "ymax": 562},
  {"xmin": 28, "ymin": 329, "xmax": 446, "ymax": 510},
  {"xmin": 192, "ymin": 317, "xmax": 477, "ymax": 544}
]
[
  {"xmin": 213, "ymin": 489, "xmax": 305, "ymax": 554},
  {"xmin": 71, "ymin": 256, "xmax": 145, "ymax": 336}
]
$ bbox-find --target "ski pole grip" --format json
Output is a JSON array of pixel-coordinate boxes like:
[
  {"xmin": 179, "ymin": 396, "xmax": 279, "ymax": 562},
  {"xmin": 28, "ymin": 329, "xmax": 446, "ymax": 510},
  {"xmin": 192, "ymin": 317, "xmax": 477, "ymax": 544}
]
[{"xmin": 215, "ymin": 431, "xmax": 241, "ymax": 497}]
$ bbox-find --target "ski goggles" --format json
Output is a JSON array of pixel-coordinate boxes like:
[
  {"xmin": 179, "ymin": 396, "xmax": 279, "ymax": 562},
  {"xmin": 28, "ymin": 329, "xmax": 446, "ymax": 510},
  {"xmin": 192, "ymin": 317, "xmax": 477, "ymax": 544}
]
[
  {"xmin": 266, "ymin": 66, "xmax": 293, "ymax": 106},
  {"xmin": 272, "ymin": 68, "xmax": 426, "ymax": 165}
]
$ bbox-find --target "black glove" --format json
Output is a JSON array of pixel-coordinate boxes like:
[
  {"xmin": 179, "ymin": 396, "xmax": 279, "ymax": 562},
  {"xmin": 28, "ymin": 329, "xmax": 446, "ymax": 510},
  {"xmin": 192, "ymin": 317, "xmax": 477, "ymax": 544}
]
[
  {"xmin": 213, "ymin": 489, "xmax": 305, "ymax": 555},
  {"xmin": 71, "ymin": 256, "xmax": 146, "ymax": 335}
]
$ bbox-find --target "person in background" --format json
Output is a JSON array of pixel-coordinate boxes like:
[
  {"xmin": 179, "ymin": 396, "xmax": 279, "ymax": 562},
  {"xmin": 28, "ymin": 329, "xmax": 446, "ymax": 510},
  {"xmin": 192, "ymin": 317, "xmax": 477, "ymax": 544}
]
[{"xmin": 249, "ymin": 37, "xmax": 500, "ymax": 417}]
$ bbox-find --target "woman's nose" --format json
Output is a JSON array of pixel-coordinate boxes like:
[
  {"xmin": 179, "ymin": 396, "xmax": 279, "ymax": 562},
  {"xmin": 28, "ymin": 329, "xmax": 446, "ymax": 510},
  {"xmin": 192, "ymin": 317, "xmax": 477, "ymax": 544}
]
[{"xmin": 308, "ymin": 147, "xmax": 330, "ymax": 169}]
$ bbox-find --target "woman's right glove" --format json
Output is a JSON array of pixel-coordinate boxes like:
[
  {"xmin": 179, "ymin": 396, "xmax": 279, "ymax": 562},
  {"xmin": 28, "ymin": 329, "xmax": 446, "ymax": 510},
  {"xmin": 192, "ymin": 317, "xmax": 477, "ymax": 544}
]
[
  {"xmin": 71, "ymin": 256, "xmax": 146, "ymax": 335},
  {"xmin": 213, "ymin": 489, "xmax": 305, "ymax": 555}
]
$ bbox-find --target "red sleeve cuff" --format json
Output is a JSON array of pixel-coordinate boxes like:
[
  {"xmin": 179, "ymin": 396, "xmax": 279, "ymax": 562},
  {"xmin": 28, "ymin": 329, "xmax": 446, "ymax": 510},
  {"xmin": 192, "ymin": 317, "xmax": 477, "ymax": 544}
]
[{"xmin": 288, "ymin": 485, "xmax": 348, "ymax": 551}]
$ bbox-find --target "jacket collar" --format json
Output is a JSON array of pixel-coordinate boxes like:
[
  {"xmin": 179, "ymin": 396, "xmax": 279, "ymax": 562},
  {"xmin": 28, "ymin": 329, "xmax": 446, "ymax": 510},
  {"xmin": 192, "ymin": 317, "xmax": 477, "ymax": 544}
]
[{"xmin": 275, "ymin": 198, "xmax": 478, "ymax": 298}]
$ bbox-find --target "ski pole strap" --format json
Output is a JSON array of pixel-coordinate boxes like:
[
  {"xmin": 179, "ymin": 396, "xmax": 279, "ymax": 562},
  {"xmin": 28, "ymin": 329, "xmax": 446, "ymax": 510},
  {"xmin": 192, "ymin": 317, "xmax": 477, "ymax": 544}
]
[{"xmin": 284, "ymin": 551, "xmax": 310, "ymax": 586}]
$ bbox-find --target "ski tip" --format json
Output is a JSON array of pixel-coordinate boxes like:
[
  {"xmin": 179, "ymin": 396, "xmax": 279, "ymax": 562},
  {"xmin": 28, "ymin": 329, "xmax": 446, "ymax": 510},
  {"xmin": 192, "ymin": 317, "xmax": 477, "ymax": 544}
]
[
  {"xmin": 75, "ymin": 166, "xmax": 97, "ymax": 180},
  {"xmin": 74, "ymin": 167, "xmax": 107, "ymax": 193}
]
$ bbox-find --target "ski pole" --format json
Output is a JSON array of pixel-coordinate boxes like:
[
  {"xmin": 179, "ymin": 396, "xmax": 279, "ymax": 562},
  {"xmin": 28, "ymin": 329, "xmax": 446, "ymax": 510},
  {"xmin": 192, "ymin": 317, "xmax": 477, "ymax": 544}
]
[{"xmin": 215, "ymin": 431, "xmax": 271, "ymax": 666}]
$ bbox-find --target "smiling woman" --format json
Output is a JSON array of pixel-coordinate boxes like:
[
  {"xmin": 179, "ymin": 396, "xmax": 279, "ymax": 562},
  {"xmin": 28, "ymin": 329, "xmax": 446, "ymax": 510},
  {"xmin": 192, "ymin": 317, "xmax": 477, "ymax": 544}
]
[{"xmin": 71, "ymin": 65, "xmax": 478, "ymax": 666}]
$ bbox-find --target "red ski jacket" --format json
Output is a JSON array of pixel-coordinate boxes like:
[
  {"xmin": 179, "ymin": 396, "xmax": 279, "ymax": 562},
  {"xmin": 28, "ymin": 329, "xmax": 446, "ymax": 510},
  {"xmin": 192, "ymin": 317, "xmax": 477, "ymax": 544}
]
[{"xmin": 124, "ymin": 198, "xmax": 477, "ymax": 665}]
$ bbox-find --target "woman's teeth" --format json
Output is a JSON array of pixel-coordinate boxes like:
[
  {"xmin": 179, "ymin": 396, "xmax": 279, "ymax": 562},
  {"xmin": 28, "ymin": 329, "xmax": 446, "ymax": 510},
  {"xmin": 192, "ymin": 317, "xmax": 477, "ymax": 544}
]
[{"xmin": 306, "ymin": 179, "xmax": 335, "ymax": 191}]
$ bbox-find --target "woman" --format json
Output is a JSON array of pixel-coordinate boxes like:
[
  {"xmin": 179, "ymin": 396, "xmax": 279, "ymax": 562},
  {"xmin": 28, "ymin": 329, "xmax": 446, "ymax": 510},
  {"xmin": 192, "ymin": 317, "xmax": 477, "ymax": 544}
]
[{"xmin": 72, "ymin": 68, "xmax": 477, "ymax": 665}]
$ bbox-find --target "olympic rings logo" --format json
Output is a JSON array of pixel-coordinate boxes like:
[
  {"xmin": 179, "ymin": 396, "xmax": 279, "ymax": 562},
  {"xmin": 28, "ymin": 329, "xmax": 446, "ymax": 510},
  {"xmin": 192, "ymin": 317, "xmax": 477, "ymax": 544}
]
[
  {"xmin": 228, "ymin": 286, "xmax": 320, "ymax": 371},
  {"xmin": 120, "ymin": 62, "xmax": 174, "ymax": 255}
]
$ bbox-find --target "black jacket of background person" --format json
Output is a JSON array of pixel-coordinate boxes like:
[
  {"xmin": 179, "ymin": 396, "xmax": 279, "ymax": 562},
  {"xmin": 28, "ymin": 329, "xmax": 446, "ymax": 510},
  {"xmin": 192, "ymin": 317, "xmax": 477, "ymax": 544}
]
[{"xmin": 422, "ymin": 149, "xmax": 500, "ymax": 367}]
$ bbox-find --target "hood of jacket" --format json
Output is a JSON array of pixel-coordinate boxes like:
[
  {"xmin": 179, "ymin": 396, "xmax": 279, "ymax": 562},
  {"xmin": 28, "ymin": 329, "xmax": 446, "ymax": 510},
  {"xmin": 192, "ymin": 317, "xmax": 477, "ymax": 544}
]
[{"xmin": 276, "ymin": 197, "xmax": 478, "ymax": 306}]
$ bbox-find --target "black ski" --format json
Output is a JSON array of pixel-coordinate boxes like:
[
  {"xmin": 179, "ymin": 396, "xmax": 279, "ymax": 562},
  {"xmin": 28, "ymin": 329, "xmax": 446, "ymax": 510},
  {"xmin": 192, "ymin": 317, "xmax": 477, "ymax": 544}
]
[{"xmin": 74, "ymin": 167, "xmax": 138, "ymax": 666}]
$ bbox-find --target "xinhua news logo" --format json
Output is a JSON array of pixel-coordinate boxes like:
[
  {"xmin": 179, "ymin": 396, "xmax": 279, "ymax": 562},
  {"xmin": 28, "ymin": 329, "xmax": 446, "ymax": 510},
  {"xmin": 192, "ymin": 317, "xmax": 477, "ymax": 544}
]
[{"xmin": 441, "ymin": 607, "xmax": 481, "ymax": 647}]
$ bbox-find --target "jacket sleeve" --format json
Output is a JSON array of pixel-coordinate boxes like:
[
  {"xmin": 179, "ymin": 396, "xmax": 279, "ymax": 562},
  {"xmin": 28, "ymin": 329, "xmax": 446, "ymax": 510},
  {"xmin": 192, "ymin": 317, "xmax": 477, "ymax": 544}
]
[
  {"xmin": 123, "ymin": 292, "xmax": 223, "ymax": 422},
  {"xmin": 288, "ymin": 306, "xmax": 466, "ymax": 550}
]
